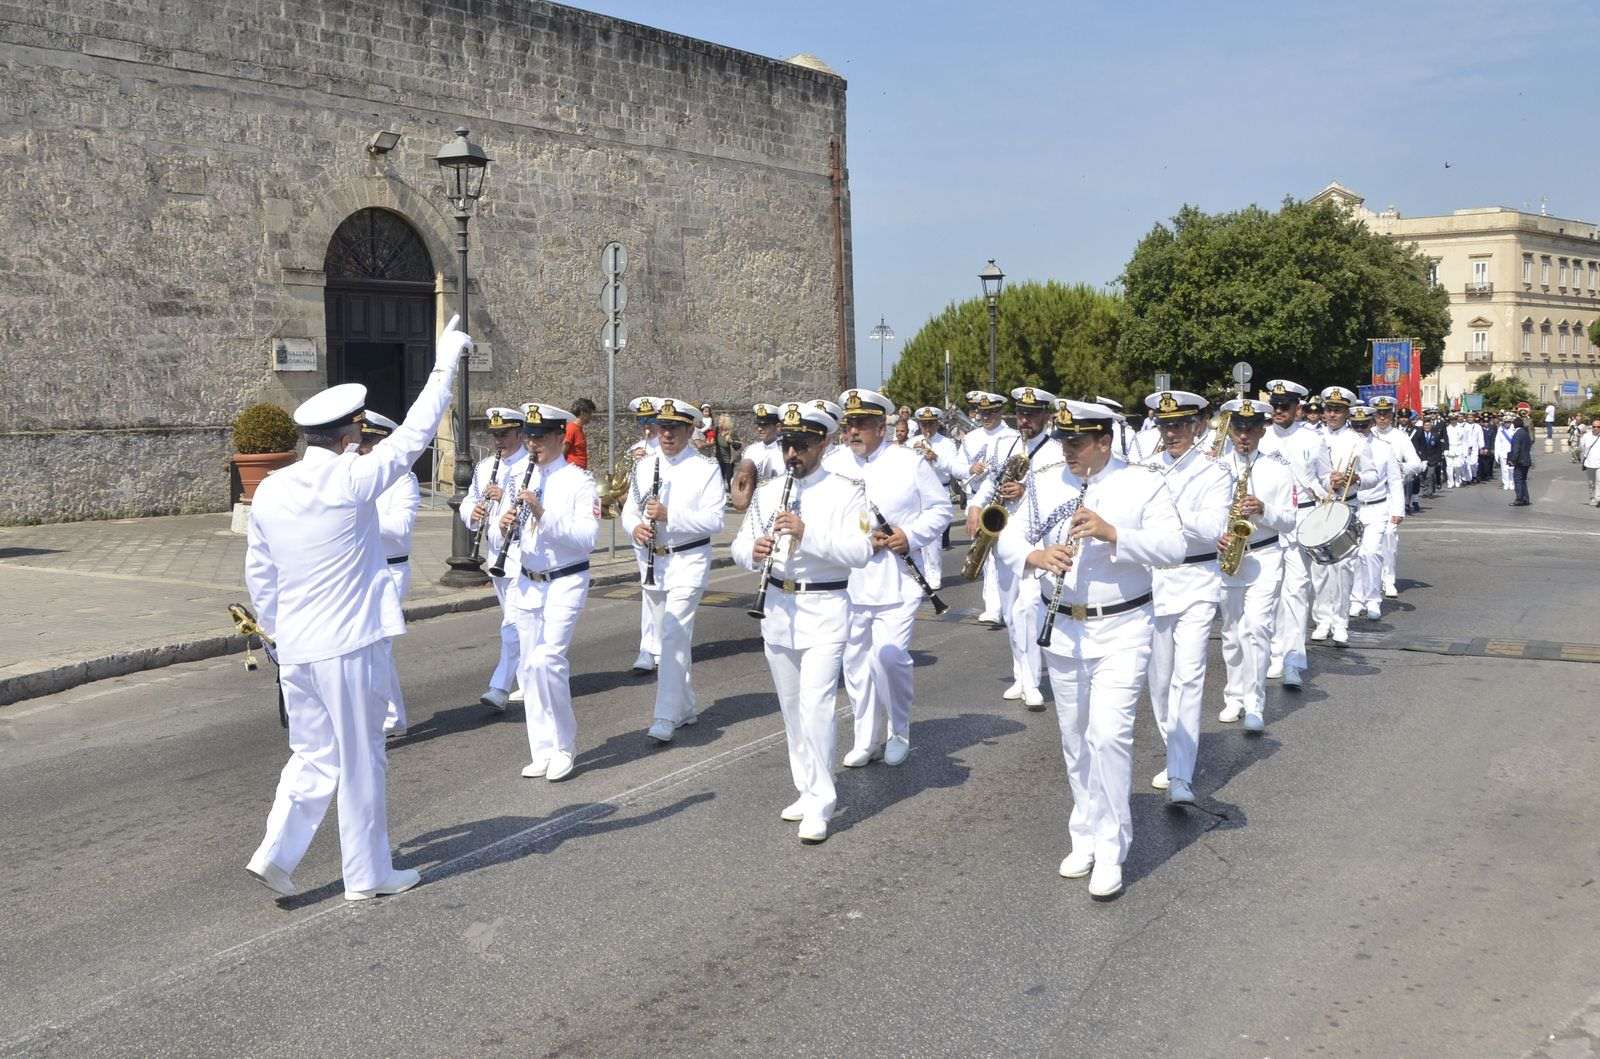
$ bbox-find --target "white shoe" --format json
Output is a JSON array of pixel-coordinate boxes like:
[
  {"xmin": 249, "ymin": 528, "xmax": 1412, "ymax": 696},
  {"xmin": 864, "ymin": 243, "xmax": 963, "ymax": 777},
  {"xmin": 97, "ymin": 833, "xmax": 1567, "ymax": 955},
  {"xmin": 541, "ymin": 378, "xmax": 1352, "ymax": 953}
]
[
  {"xmin": 1366, "ymin": 603, "xmax": 1382, "ymax": 621},
  {"xmin": 1088, "ymin": 860, "xmax": 1123, "ymax": 898},
  {"xmin": 1168, "ymin": 777, "xmax": 1195, "ymax": 805},
  {"xmin": 1347, "ymin": 600, "xmax": 1363, "ymax": 618},
  {"xmin": 631, "ymin": 651, "xmax": 656, "ymax": 673},
  {"xmin": 977, "ymin": 611, "xmax": 1003, "ymax": 627},
  {"xmin": 1002, "ymin": 681, "xmax": 1024, "ymax": 701},
  {"xmin": 1282, "ymin": 665, "xmax": 1303, "ymax": 690},
  {"xmin": 520, "ymin": 755, "xmax": 549, "ymax": 778},
  {"xmin": 1150, "ymin": 768, "xmax": 1169, "ymax": 791},
  {"xmin": 1266, "ymin": 659, "xmax": 1284, "ymax": 680},
  {"xmin": 1311, "ymin": 622, "xmax": 1331, "ymax": 641},
  {"xmin": 798, "ymin": 817, "xmax": 828, "ymax": 844},
  {"xmin": 883, "ymin": 736, "xmax": 910, "ymax": 766},
  {"xmin": 1332, "ymin": 627, "xmax": 1349, "ymax": 646},
  {"xmin": 680, "ymin": 712, "xmax": 698, "ymax": 727},
  {"xmin": 646, "ymin": 719, "xmax": 675, "ymax": 743},
  {"xmin": 842, "ymin": 745, "xmax": 882, "ymax": 767},
  {"xmin": 480, "ymin": 687, "xmax": 509, "ymax": 712},
  {"xmin": 1243, "ymin": 710, "xmax": 1264, "ymax": 734},
  {"xmin": 245, "ymin": 858, "xmax": 298, "ymax": 898},
  {"xmin": 344, "ymin": 868, "xmax": 421, "ymax": 902},
  {"xmin": 780, "ymin": 799, "xmax": 806, "ymax": 822},
  {"xmin": 1218, "ymin": 701, "xmax": 1244, "ymax": 723},
  {"xmin": 545, "ymin": 751, "xmax": 575, "ymax": 782},
  {"xmin": 508, "ymin": 687, "xmax": 525, "ymax": 703},
  {"xmin": 1058, "ymin": 848, "xmax": 1094, "ymax": 879},
  {"xmin": 1021, "ymin": 686, "xmax": 1045, "ymax": 710},
  {"xmin": 1382, "ymin": 581, "xmax": 1398, "ymax": 599}
]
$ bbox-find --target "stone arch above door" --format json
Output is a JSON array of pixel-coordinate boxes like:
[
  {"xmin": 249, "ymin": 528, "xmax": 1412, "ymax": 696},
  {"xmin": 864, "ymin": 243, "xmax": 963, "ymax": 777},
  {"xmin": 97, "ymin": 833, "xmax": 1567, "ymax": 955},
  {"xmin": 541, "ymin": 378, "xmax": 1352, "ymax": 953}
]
[{"xmin": 272, "ymin": 175, "xmax": 457, "ymax": 288}]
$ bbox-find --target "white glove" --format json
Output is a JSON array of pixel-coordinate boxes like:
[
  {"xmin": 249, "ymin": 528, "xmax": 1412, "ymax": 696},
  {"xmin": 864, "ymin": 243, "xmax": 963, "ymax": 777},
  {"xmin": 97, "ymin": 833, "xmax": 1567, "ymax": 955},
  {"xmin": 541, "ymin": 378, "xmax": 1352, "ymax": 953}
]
[{"xmin": 434, "ymin": 313, "xmax": 473, "ymax": 370}]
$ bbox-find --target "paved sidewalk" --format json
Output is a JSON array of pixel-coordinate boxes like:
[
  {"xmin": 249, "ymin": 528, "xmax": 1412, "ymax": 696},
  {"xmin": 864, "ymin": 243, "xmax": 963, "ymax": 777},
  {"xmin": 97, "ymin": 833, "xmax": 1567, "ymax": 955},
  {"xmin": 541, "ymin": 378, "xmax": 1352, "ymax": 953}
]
[{"xmin": 0, "ymin": 505, "xmax": 735, "ymax": 705}]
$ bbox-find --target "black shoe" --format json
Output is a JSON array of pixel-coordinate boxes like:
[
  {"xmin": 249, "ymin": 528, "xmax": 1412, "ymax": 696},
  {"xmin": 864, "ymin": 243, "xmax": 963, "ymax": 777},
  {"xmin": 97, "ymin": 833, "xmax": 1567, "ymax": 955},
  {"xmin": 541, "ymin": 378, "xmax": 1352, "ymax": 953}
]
[{"xmin": 1510, "ymin": 501, "xmax": 1531, "ymax": 507}]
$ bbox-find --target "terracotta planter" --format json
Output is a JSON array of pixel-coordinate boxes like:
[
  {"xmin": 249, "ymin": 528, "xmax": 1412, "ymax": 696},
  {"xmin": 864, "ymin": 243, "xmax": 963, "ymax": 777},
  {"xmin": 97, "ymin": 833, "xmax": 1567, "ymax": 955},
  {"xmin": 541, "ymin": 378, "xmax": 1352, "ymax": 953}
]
[{"xmin": 233, "ymin": 451, "xmax": 297, "ymax": 502}]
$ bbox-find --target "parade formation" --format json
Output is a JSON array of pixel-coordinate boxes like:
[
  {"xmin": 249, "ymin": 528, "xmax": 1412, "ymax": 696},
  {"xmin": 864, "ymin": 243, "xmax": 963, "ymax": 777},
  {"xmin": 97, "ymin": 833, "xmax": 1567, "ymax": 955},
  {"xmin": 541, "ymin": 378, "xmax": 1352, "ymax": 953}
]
[{"xmin": 234, "ymin": 317, "xmax": 1517, "ymax": 906}]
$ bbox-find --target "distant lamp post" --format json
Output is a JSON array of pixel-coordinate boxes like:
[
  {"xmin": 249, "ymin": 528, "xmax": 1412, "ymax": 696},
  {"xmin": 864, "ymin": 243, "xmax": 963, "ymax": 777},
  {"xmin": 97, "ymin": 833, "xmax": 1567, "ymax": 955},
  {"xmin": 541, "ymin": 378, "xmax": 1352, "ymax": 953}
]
[
  {"xmin": 869, "ymin": 316, "xmax": 896, "ymax": 388},
  {"xmin": 436, "ymin": 126, "xmax": 492, "ymax": 587},
  {"xmin": 979, "ymin": 259, "xmax": 1004, "ymax": 392}
]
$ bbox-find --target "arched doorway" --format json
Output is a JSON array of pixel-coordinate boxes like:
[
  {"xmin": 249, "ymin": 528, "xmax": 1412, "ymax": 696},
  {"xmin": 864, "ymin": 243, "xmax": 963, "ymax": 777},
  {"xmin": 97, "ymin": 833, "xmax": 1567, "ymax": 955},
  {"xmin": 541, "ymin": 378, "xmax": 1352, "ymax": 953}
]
[{"xmin": 324, "ymin": 207, "xmax": 437, "ymax": 475}]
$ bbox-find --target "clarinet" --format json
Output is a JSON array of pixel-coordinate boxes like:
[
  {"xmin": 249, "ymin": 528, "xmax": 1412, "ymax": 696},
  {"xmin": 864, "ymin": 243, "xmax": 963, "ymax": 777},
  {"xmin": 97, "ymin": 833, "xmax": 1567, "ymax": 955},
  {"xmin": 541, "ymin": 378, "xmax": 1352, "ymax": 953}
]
[
  {"xmin": 487, "ymin": 456, "xmax": 538, "ymax": 579},
  {"xmin": 467, "ymin": 453, "xmax": 501, "ymax": 564},
  {"xmin": 642, "ymin": 457, "xmax": 662, "ymax": 588},
  {"xmin": 1036, "ymin": 499, "xmax": 1083, "ymax": 648},
  {"xmin": 747, "ymin": 470, "xmax": 797, "ymax": 619},
  {"xmin": 867, "ymin": 500, "xmax": 948, "ymax": 615}
]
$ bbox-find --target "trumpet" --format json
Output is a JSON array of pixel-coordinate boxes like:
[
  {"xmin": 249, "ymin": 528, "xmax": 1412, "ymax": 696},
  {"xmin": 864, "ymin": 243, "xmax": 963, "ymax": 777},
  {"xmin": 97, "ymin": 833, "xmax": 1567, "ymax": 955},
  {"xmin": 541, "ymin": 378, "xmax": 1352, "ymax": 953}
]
[
  {"xmin": 597, "ymin": 448, "xmax": 640, "ymax": 520},
  {"xmin": 1208, "ymin": 410, "xmax": 1233, "ymax": 459},
  {"xmin": 961, "ymin": 452, "xmax": 1030, "ymax": 581},
  {"xmin": 227, "ymin": 602, "xmax": 286, "ymax": 728}
]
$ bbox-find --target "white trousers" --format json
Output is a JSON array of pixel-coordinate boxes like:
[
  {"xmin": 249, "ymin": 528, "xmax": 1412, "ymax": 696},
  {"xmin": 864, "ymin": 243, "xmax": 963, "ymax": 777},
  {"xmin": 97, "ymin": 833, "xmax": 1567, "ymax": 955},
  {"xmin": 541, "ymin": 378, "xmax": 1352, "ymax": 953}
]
[
  {"xmin": 1046, "ymin": 643, "xmax": 1150, "ymax": 866},
  {"xmin": 1500, "ymin": 457, "xmax": 1514, "ymax": 490},
  {"xmin": 381, "ymin": 562, "xmax": 410, "ymax": 731},
  {"xmin": 1222, "ymin": 551, "xmax": 1283, "ymax": 716},
  {"xmin": 1271, "ymin": 540, "xmax": 1313, "ymax": 672},
  {"xmin": 921, "ymin": 540, "xmax": 943, "ymax": 591},
  {"xmin": 251, "ymin": 641, "xmax": 393, "ymax": 892},
  {"xmin": 644, "ymin": 584, "xmax": 704, "ymax": 725},
  {"xmin": 489, "ymin": 574, "xmax": 522, "ymax": 694},
  {"xmin": 1007, "ymin": 574, "xmax": 1043, "ymax": 692},
  {"xmin": 1380, "ymin": 520, "xmax": 1399, "ymax": 586},
  {"xmin": 1148, "ymin": 603, "xmax": 1217, "ymax": 786},
  {"xmin": 843, "ymin": 596, "xmax": 920, "ymax": 753},
  {"xmin": 980, "ymin": 549, "xmax": 1005, "ymax": 619},
  {"xmin": 765, "ymin": 640, "xmax": 845, "ymax": 821},
  {"xmin": 510, "ymin": 575, "xmax": 589, "ymax": 762},
  {"xmin": 1445, "ymin": 454, "xmax": 1464, "ymax": 487},
  {"xmin": 1349, "ymin": 509, "xmax": 1387, "ymax": 609}
]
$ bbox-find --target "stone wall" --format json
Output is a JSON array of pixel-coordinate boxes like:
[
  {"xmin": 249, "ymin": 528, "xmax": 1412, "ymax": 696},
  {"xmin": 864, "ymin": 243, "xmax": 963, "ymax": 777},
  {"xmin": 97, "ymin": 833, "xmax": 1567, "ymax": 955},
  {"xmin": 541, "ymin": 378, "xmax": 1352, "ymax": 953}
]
[{"xmin": 0, "ymin": 0, "xmax": 852, "ymax": 523}]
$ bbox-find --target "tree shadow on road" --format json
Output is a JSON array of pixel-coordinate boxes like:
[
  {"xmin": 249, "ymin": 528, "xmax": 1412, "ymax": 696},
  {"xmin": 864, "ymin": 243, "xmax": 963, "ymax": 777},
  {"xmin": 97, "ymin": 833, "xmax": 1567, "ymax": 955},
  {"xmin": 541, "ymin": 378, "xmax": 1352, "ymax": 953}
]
[
  {"xmin": 573, "ymin": 689, "xmax": 781, "ymax": 777},
  {"xmin": 385, "ymin": 699, "xmax": 504, "ymax": 749},
  {"xmin": 567, "ymin": 634, "xmax": 766, "ymax": 700}
]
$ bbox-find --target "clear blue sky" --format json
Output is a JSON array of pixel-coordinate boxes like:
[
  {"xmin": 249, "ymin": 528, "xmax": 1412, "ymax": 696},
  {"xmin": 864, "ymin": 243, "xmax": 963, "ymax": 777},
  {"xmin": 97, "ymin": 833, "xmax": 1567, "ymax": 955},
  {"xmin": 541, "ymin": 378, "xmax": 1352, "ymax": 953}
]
[{"xmin": 577, "ymin": 0, "xmax": 1600, "ymax": 388}]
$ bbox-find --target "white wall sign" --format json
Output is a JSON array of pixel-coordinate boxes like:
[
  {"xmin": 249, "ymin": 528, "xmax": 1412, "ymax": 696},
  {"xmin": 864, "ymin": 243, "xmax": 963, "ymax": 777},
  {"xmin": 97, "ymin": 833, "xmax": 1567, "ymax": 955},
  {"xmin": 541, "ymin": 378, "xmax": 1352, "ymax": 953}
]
[
  {"xmin": 469, "ymin": 343, "xmax": 493, "ymax": 372},
  {"xmin": 271, "ymin": 338, "xmax": 317, "ymax": 372}
]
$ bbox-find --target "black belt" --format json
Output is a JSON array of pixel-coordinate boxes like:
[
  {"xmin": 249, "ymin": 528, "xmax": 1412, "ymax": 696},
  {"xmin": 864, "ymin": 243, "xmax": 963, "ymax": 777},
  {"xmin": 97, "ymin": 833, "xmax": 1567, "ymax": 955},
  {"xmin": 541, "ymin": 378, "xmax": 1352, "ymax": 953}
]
[
  {"xmin": 644, "ymin": 536, "xmax": 711, "ymax": 557},
  {"xmin": 520, "ymin": 559, "xmax": 591, "ymax": 583},
  {"xmin": 1296, "ymin": 499, "xmax": 1318, "ymax": 509},
  {"xmin": 1360, "ymin": 497, "xmax": 1388, "ymax": 507},
  {"xmin": 1182, "ymin": 552, "xmax": 1217, "ymax": 565},
  {"xmin": 1248, "ymin": 535, "xmax": 1280, "ymax": 551},
  {"xmin": 386, "ymin": 554, "xmax": 408, "ymax": 565},
  {"xmin": 765, "ymin": 575, "xmax": 849, "ymax": 593},
  {"xmin": 1049, "ymin": 591, "xmax": 1154, "ymax": 622}
]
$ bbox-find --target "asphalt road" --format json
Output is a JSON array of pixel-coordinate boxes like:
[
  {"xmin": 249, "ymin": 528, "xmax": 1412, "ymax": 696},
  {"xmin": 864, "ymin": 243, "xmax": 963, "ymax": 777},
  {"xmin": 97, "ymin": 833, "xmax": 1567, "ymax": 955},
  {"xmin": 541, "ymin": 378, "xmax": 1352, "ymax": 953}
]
[{"xmin": 3, "ymin": 465, "xmax": 1598, "ymax": 1058}]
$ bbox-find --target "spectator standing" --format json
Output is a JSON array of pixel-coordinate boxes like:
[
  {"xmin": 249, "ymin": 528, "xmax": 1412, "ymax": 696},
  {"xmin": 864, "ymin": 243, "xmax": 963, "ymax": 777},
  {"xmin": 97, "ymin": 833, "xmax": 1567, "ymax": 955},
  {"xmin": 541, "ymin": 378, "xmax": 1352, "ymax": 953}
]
[
  {"xmin": 563, "ymin": 397, "xmax": 594, "ymax": 470},
  {"xmin": 1544, "ymin": 402, "xmax": 1556, "ymax": 441},
  {"xmin": 712, "ymin": 411, "xmax": 740, "ymax": 486},
  {"xmin": 1509, "ymin": 414, "xmax": 1534, "ymax": 507},
  {"xmin": 1581, "ymin": 419, "xmax": 1600, "ymax": 507}
]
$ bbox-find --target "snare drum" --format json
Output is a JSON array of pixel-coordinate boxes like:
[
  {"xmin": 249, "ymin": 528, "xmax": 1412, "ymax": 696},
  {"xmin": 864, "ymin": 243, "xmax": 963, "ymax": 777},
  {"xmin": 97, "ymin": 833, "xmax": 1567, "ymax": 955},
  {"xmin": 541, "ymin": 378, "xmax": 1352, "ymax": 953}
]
[{"xmin": 1299, "ymin": 502, "xmax": 1361, "ymax": 565}]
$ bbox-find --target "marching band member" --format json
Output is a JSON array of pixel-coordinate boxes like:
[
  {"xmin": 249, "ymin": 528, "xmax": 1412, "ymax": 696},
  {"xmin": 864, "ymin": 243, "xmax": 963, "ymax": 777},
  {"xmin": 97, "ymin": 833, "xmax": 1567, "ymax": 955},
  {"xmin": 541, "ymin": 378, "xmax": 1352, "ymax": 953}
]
[
  {"xmin": 244, "ymin": 315, "xmax": 471, "ymax": 901},
  {"xmin": 1308, "ymin": 387, "xmax": 1378, "ymax": 646},
  {"xmin": 824, "ymin": 388, "xmax": 953, "ymax": 767},
  {"xmin": 730, "ymin": 402, "xmax": 785, "ymax": 512},
  {"xmin": 1095, "ymin": 395, "xmax": 1138, "ymax": 463},
  {"xmin": 355, "ymin": 411, "xmax": 420, "ymax": 737},
  {"xmin": 1304, "ymin": 395, "xmax": 1325, "ymax": 432},
  {"xmin": 960, "ymin": 390, "xmax": 1020, "ymax": 625},
  {"xmin": 1371, "ymin": 396, "xmax": 1424, "ymax": 597},
  {"xmin": 813, "ymin": 399, "xmax": 845, "ymax": 447},
  {"xmin": 1346, "ymin": 405, "xmax": 1403, "ymax": 622},
  {"xmin": 622, "ymin": 397, "xmax": 727, "ymax": 744},
  {"xmin": 996, "ymin": 400, "xmax": 1184, "ymax": 899},
  {"xmin": 1215, "ymin": 400, "xmax": 1296, "ymax": 734},
  {"xmin": 461, "ymin": 406, "xmax": 528, "ymax": 712},
  {"xmin": 1139, "ymin": 391, "xmax": 1231, "ymax": 805},
  {"xmin": 732, "ymin": 402, "xmax": 873, "ymax": 844},
  {"xmin": 498, "ymin": 404, "xmax": 599, "ymax": 782},
  {"xmin": 913, "ymin": 406, "xmax": 962, "ymax": 587},
  {"xmin": 1259, "ymin": 380, "xmax": 1328, "ymax": 691},
  {"xmin": 626, "ymin": 396, "xmax": 663, "ymax": 674}
]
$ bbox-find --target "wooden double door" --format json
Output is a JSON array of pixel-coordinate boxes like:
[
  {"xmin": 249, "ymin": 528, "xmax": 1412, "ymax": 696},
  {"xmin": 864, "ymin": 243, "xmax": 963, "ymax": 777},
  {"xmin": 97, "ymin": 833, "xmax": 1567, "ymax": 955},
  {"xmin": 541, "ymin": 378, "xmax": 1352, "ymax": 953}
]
[{"xmin": 324, "ymin": 283, "xmax": 436, "ymax": 479}]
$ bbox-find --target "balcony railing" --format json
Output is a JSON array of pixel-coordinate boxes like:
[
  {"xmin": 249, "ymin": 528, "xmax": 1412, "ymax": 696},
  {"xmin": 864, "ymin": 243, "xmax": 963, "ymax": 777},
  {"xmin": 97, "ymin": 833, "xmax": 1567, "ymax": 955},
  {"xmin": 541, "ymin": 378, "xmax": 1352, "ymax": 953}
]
[
  {"xmin": 1464, "ymin": 350, "xmax": 1493, "ymax": 365},
  {"xmin": 1465, "ymin": 281, "xmax": 1494, "ymax": 295}
]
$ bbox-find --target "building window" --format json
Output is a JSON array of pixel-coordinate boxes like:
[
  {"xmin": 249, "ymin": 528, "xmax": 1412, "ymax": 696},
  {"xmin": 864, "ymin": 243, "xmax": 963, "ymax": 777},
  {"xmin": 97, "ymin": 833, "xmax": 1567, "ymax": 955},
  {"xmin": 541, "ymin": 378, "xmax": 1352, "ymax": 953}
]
[
  {"xmin": 1540, "ymin": 383, "xmax": 1548, "ymax": 400},
  {"xmin": 1559, "ymin": 326, "xmax": 1569, "ymax": 355},
  {"xmin": 1524, "ymin": 254, "xmax": 1534, "ymax": 284},
  {"xmin": 1426, "ymin": 260, "xmax": 1440, "ymax": 287},
  {"xmin": 1589, "ymin": 262, "xmax": 1597, "ymax": 291},
  {"xmin": 1472, "ymin": 329, "xmax": 1489, "ymax": 353},
  {"xmin": 1522, "ymin": 322, "xmax": 1534, "ymax": 354},
  {"xmin": 1542, "ymin": 256, "xmax": 1552, "ymax": 285},
  {"xmin": 1560, "ymin": 259, "xmax": 1569, "ymax": 287},
  {"xmin": 1471, "ymin": 260, "xmax": 1489, "ymax": 286},
  {"xmin": 1541, "ymin": 324, "xmax": 1551, "ymax": 354}
]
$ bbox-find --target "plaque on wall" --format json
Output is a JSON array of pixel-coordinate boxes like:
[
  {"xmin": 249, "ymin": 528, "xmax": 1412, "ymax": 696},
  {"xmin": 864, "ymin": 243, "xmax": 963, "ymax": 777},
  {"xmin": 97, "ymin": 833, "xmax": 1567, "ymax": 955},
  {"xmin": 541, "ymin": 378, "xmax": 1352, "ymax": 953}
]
[
  {"xmin": 469, "ymin": 343, "xmax": 493, "ymax": 372},
  {"xmin": 271, "ymin": 338, "xmax": 318, "ymax": 372}
]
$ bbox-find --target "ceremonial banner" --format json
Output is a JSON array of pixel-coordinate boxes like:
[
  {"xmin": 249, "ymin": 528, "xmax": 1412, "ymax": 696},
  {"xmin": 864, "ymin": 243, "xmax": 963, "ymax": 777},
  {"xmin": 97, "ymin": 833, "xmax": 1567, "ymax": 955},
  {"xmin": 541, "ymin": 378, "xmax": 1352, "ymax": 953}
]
[
  {"xmin": 1460, "ymin": 393, "xmax": 1484, "ymax": 412},
  {"xmin": 1371, "ymin": 339, "xmax": 1420, "ymax": 411},
  {"xmin": 1359, "ymin": 385, "xmax": 1397, "ymax": 405}
]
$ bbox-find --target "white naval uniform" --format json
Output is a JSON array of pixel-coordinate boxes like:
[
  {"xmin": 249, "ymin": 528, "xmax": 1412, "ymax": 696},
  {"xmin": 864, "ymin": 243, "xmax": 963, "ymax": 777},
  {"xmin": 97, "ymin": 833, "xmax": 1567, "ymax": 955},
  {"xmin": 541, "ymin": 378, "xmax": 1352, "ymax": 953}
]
[
  {"xmin": 375, "ymin": 470, "xmax": 420, "ymax": 732},
  {"xmin": 913, "ymin": 429, "xmax": 962, "ymax": 590},
  {"xmin": 621, "ymin": 448, "xmax": 726, "ymax": 727},
  {"xmin": 742, "ymin": 437, "xmax": 788, "ymax": 486},
  {"xmin": 1445, "ymin": 422, "xmax": 1468, "ymax": 487},
  {"xmin": 1143, "ymin": 447, "xmax": 1232, "ymax": 788},
  {"xmin": 1350, "ymin": 435, "xmax": 1403, "ymax": 611},
  {"xmin": 244, "ymin": 351, "xmax": 457, "ymax": 894},
  {"xmin": 732, "ymin": 467, "xmax": 873, "ymax": 822},
  {"xmin": 628, "ymin": 435, "xmax": 664, "ymax": 661},
  {"xmin": 961, "ymin": 422, "xmax": 1021, "ymax": 620},
  {"xmin": 824, "ymin": 438, "xmax": 953, "ymax": 755},
  {"xmin": 504, "ymin": 457, "xmax": 599, "ymax": 765},
  {"xmin": 1373, "ymin": 425, "xmax": 1423, "ymax": 589},
  {"xmin": 990, "ymin": 432, "xmax": 1063, "ymax": 697},
  {"xmin": 1260, "ymin": 421, "xmax": 1330, "ymax": 674},
  {"xmin": 462, "ymin": 446, "xmax": 529, "ymax": 696},
  {"xmin": 1494, "ymin": 423, "xmax": 1515, "ymax": 490},
  {"xmin": 1309, "ymin": 426, "xmax": 1379, "ymax": 636},
  {"xmin": 1217, "ymin": 451, "xmax": 1296, "ymax": 717},
  {"xmin": 995, "ymin": 458, "xmax": 1184, "ymax": 867}
]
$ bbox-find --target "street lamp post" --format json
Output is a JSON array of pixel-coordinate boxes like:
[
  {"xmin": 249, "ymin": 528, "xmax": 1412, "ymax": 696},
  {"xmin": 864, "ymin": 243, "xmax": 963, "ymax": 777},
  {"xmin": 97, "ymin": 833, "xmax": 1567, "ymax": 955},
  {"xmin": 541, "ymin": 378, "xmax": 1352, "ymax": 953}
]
[
  {"xmin": 869, "ymin": 316, "xmax": 895, "ymax": 388},
  {"xmin": 436, "ymin": 126, "xmax": 492, "ymax": 587},
  {"xmin": 979, "ymin": 259, "xmax": 1004, "ymax": 393}
]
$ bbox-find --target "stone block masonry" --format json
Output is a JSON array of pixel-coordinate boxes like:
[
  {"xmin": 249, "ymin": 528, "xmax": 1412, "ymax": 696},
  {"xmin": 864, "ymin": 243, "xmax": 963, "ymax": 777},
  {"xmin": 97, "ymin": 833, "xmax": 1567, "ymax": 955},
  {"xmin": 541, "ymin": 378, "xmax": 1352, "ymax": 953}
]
[{"xmin": 0, "ymin": 0, "xmax": 853, "ymax": 524}]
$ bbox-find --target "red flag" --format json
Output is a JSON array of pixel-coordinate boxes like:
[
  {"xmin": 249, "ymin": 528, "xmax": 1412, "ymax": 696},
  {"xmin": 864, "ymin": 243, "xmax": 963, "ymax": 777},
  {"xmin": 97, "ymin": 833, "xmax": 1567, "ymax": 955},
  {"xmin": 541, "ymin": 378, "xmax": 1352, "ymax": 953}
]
[{"xmin": 1405, "ymin": 344, "xmax": 1423, "ymax": 411}]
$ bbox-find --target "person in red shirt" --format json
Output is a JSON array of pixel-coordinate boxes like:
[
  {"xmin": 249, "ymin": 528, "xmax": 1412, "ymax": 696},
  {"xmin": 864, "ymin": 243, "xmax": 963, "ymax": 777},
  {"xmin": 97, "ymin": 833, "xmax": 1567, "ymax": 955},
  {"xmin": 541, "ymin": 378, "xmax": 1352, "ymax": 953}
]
[{"xmin": 563, "ymin": 397, "xmax": 595, "ymax": 469}]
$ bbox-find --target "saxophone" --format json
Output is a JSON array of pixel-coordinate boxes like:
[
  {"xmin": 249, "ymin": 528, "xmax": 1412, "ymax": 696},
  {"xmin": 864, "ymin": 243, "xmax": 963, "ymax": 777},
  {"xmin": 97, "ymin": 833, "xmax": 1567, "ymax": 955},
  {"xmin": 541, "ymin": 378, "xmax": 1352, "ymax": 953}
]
[
  {"xmin": 1217, "ymin": 455, "xmax": 1254, "ymax": 576},
  {"xmin": 961, "ymin": 452, "xmax": 1030, "ymax": 580}
]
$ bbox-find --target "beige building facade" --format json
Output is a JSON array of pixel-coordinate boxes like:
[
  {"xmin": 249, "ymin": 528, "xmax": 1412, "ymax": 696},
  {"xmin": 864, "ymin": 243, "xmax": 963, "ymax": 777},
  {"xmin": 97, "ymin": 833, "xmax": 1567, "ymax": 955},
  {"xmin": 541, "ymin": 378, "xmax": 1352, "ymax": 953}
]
[{"xmin": 1312, "ymin": 183, "xmax": 1600, "ymax": 408}]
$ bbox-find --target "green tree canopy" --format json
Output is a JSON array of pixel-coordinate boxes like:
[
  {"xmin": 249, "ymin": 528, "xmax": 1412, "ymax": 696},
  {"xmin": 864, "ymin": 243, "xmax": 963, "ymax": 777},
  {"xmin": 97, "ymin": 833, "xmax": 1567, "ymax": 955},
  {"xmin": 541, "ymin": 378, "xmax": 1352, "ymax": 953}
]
[
  {"xmin": 1468, "ymin": 372, "xmax": 1535, "ymax": 410},
  {"xmin": 884, "ymin": 281, "xmax": 1134, "ymax": 409},
  {"xmin": 1118, "ymin": 199, "xmax": 1451, "ymax": 397}
]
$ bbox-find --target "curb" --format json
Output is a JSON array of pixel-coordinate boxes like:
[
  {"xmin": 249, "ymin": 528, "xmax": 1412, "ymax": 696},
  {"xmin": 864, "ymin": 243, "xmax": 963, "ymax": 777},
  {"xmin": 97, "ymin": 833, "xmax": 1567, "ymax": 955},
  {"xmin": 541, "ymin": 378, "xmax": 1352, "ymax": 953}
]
[{"xmin": 0, "ymin": 554, "xmax": 735, "ymax": 708}]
